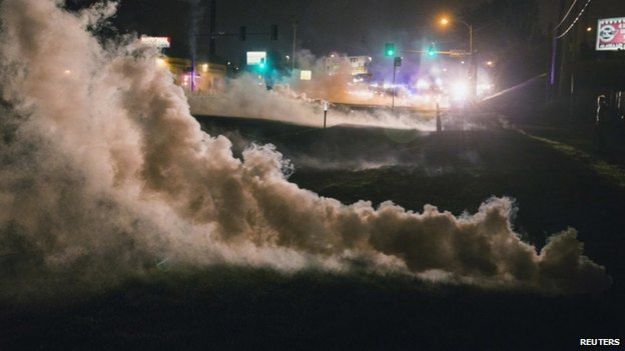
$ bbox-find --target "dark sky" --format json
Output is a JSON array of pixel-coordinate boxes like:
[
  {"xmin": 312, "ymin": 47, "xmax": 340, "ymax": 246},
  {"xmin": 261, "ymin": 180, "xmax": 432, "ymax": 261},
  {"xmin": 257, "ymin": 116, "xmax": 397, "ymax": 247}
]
[
  {"xmin": 78, "ymin": 0, "xmax": 625, "ymax": 68},
  {"xmin": 108, "ymin": 0, "xmax": 498, "ymax": 62}
]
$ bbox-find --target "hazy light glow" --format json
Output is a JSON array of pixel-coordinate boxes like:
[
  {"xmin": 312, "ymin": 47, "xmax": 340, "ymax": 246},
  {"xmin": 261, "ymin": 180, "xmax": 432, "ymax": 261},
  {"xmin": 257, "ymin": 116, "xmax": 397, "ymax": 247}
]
[
  {"xmin": 416, "ymin": 79, "xmax": 431, "ymax": 90},
  {"xmin": 156, "ymin": 57, "xmax": 167, "ymax": 68},
  {"xmin": 451, "ymin": 81, "xmax": 469, "ymax": 101}
]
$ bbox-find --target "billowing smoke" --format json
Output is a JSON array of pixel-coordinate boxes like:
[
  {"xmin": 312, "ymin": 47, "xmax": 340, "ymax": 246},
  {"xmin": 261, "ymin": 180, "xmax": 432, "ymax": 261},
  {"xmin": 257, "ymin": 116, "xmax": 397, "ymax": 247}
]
[
  {"xmin": 189, "ymin": 49, "xmax": 437, "ymax": 129},
  {"xmin": 287, "ymin": 50, "xmax": 354, "ymax": 102},
  {"xmin": 0, "ymin": 0, "xmax": 611, "ymax": 297},
  {"xmin": 189, "ymin": 74, "xmax": 435, "ymax": 130}
]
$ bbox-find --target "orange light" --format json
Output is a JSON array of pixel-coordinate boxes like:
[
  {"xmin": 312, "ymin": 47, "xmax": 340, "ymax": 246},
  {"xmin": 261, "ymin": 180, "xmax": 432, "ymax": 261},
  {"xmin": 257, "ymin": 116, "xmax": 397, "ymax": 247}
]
[
  {"xmin": 439, "ymin": 17, "xmax": 450, "ymax": 26},
  {"xmin": 586, "ymin": 26, "xmax": 592, "ymax": 32}
]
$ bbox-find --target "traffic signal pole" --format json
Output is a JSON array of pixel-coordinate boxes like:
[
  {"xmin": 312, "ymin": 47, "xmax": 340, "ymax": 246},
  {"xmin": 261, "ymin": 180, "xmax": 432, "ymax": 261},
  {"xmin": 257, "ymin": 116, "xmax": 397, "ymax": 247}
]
[
  {"xmin": 391, "ymin": 56, "xmax": 402, "ymax": 111},
  {"xmin": 392, "ymin": 61, "xmax": 397, "ymax": 111}
]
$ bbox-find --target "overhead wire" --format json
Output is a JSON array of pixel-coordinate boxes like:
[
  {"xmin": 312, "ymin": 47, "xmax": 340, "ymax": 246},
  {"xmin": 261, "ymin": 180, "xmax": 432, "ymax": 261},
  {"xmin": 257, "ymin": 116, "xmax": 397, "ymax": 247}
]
[
  {"xmin": 553, "ymin": 0, "xmax": 579, "ymax": 31},
  {"xmin": 554, "ymin": 0, "xmax": 592, "ymax": 39}
]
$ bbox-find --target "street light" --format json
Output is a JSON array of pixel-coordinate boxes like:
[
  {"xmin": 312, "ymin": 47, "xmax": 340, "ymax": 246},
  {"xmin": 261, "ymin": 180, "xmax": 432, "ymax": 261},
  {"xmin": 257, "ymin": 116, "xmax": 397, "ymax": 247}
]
[
  {"xmin": 438, "ymin": 15, "xmax": 476, "ymax": 101},
  {"xmin": 438, "ymin": 15, "xmax": 473, "ymax": 58}
]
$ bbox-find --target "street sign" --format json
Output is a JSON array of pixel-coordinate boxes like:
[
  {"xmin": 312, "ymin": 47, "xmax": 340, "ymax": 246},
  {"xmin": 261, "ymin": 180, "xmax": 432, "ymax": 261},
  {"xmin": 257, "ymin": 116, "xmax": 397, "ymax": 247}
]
[
  {"xmin": 596, "ymin": 17, "xmax": 625, "ymax": 51},
  {"xmin": 246, "ymin": 51, "xmax": 267, "ymax": 65}
]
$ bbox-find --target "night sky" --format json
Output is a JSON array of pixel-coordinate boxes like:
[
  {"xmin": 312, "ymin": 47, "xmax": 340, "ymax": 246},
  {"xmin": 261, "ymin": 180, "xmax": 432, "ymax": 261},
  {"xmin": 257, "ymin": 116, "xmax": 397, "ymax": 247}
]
[{"xmin": 101, "ymin": 0, "xmax": 560, "ymax": 63}]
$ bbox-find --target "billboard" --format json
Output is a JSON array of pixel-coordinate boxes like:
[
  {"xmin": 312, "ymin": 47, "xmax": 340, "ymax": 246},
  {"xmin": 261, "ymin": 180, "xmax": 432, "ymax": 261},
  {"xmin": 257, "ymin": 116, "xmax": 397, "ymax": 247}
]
[
  {"xmin": 596, "ymin": 17, "xmax": 625, "ymax": 51},
  {"xmin": 140, "ymin": 36, "xmax": 171, "ymax": 49},
  {"xmin": 300, "ymin": 70, "xmax": 312, "ymax": 80},
  {"xmin": 246, "ymin": 51, "xmax": 267, "ymax": 65}
]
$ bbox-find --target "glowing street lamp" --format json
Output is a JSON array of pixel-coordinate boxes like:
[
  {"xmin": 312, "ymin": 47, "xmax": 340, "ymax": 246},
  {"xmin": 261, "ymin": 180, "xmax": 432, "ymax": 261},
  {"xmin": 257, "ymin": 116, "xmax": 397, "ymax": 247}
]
[
  {"xmin": 437, "ymin": 15, "xmax": 473, "ymax": 55},
  {"xmin": 437, "ymin": 14, "xmax": 476, "ymax": 101}
]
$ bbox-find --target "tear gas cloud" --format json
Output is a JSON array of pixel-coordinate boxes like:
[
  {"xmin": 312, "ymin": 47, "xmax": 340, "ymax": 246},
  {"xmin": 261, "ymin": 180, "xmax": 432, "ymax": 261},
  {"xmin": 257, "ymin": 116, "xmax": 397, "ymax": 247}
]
[
  {"xmin": 0, "ymin": 0, "xmax": 611, "ymax": 297},
  {"xmin": 188, "ymin": 74, "xmax": 435, "ymax": 130},
  {"xmin": 189, "ymin": 49, "xmax": 435, "ymax": 129}
]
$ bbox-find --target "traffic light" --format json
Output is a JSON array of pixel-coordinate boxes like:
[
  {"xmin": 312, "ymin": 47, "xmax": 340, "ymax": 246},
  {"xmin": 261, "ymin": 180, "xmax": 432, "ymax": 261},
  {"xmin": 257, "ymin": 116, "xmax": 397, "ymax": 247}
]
[
  {"xmin": 270, "ymin": 25, "xmax": 278, "ymax": 40},
  {"xmin": 427, "ymin": 43, "xmax": 437, "ymax": 57},
  {"xmin": 384, "ymin": 43, "xmax": 396, "ymax": 57},
  {"xmin": 394, "ymin": 57, "xmax": 402, "ymax": 67},
  {"xmin": 239, "ymin": 26, "xmax": 247, "ymax": 41},
  {"xmin": 259, "ymin": 58, "xmax": 266, "ymax": 72}
]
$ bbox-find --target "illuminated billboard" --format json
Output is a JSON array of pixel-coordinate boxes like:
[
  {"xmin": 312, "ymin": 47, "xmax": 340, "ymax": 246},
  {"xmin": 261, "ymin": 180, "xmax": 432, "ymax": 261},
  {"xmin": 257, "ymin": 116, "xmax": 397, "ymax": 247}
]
[
  {"xmin": 246, "ymin": 51, "xmax": 267, "ymax": 65},
  {"xmin": 300, "ymin": 70, "xmax": 312, "ymax": 80},
  {"xmin": 596, "ymin": 17, "xmax": 625, "ymax": 51},
  {"xmin": 140, "ymin": 36, "xmax": 171, "ymax": 49}
]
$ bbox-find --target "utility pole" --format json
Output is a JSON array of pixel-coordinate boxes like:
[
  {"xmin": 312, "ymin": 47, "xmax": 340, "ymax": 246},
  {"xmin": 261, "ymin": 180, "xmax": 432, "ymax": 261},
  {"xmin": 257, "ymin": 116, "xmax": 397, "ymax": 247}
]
[
  {"xmin": 191, "ymin": 58, "xmax": 196, "ymax": 92},
  {"xmin": 291, "ymin": 19, "xmax": 298, "ymax": 71},
  {"xmin": 549, "ymin": 0, "xmax": 568, "ymax": 100},
  {"xmin": 469, "ymin": 24, "xmax": 478, "ymax": 102},
  {"xmin": 208, "ymin": 0, "xmax": 216, "ymax": 58},
  {"xmin": 438, "ymin": 17, "xmax": 476, "ymax": 102},
  {"xmin": 436, "ymin": 103, "xmax": 442, "ymax": 132}
]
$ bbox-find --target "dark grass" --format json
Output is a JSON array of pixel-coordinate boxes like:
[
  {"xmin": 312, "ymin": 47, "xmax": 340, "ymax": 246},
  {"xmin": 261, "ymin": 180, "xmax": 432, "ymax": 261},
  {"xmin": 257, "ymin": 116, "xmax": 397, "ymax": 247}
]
[
  {"xmin": 1, "ymin": 266, "xmax": 623, "ymax": 350},
  {"xmin": 2, "ymin": 115, "xmax": 625, "ymax": 350}
]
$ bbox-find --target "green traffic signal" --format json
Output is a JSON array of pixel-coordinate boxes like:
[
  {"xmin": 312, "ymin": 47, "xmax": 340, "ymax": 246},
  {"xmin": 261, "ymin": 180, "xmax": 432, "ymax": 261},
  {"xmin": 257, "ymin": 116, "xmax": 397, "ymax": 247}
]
[
  {"xmin": 427, "ymin": 43, "xmax": 437, "ymax": 57},
  {"xmin": 385, "ymin": 43, "xmax": 396, "ymax": 57}
]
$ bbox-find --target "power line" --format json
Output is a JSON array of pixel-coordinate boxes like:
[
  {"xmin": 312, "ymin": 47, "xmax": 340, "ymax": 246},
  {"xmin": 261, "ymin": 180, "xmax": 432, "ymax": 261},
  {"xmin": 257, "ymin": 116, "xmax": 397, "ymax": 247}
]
[
  {"xmin": 553, "ymin": 0, "xmax": 579, "ymax": 31},
  {"xmin": 555, "ymin": 0, "xmax": 592, "ymax": 39}
]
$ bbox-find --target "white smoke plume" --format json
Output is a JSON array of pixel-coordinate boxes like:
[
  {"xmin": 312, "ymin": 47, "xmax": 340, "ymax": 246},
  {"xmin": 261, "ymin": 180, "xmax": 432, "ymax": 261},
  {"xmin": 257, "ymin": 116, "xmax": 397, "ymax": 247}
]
[
  {"xmin": 188, "ymin": 75, "xmax": 436, "ymax": 130},
  {"xmin": 0, "ymin": 0, "xmax": 611, "ymax": 296},
  {"xmin": 189, "ymin": 50, "xmax": 435, "ymax": 129}
]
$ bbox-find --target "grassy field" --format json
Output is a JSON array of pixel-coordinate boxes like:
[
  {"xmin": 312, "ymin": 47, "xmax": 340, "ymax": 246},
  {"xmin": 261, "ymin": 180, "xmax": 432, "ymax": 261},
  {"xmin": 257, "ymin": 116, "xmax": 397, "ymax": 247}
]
[{"xmin": 2, "ymin": 115, "xmax": 624, "ymax": 350}]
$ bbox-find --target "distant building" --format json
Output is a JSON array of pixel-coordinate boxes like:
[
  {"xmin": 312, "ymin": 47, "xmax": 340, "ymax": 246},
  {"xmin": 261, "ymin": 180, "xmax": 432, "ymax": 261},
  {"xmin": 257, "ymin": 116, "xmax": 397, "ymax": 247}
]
[
  {"xmin": 323, "ymin": 54, "xmax": 373, "ymax": 81},
  {"xmin": 139, "ymin": 34, "xmax": 226, "ymax": 93},
  {"xmin": 160, "ymin": 58, "xmax": 227, "ymax": 93}
]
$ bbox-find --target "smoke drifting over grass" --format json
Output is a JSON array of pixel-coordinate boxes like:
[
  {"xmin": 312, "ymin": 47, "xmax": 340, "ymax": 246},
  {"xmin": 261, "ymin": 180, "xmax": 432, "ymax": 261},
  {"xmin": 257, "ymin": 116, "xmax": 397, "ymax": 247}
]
[
  {"xmin": 190, "ymin": 49, "xmax": 435, "ymax": 129},
  {"xmin": 188, "ymin": 75, "xmax": 435, "ymax": 130},
  {"xmin": 0, "ymin": 0, "xmax": 611, "ymax": 297}
]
